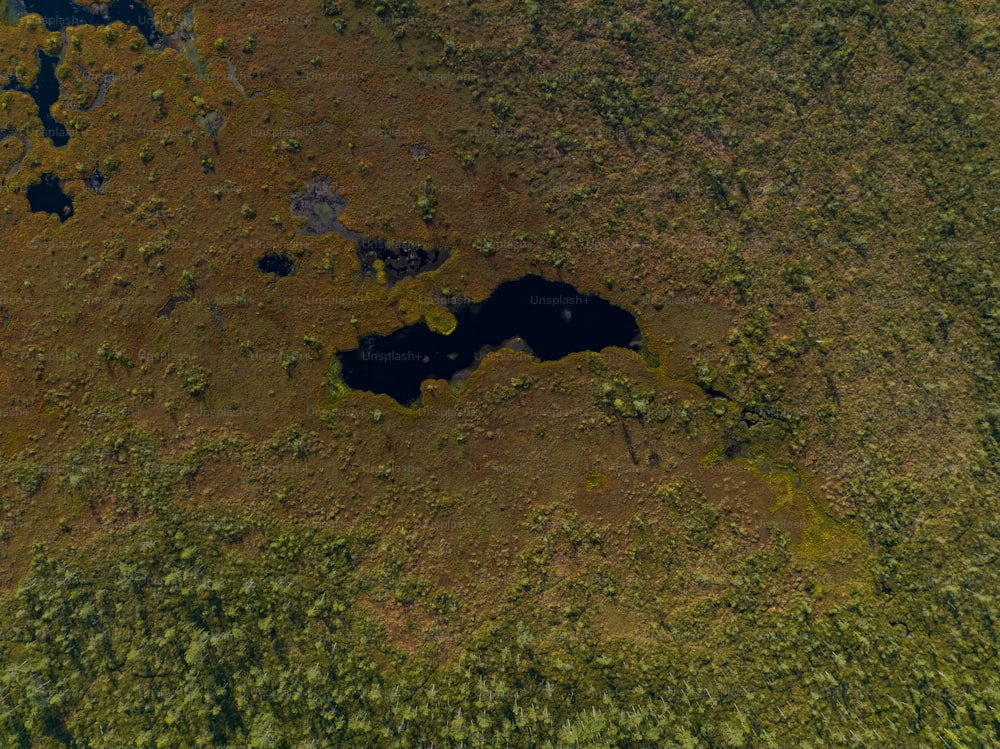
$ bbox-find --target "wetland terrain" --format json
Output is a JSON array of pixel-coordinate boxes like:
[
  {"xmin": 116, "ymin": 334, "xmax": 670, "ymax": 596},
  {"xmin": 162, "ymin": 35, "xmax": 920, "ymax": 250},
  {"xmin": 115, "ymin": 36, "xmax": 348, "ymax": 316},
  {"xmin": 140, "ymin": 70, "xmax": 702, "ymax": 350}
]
[{"xmin": 0, "ymin": 0, "xmax": 996, "ymax": 746}]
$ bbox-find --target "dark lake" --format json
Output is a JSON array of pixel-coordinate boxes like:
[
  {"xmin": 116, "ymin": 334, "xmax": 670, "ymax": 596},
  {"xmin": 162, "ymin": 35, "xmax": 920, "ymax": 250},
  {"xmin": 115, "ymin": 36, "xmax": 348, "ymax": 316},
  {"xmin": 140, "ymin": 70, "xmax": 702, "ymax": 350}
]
[
  {"xmin": 20, "ymin": 0, "xmax": 165, "ymax": 47},
  {"xmin": 3, "ymin": 51, "xmax": 68, "ymax": 147},
  {"xmin": 337, "ymin": 275, "xmax": 642, "ymax": 405},
  {"xmin": 26, "ymin": 172, "xmax": 73, "ymax": 221}
]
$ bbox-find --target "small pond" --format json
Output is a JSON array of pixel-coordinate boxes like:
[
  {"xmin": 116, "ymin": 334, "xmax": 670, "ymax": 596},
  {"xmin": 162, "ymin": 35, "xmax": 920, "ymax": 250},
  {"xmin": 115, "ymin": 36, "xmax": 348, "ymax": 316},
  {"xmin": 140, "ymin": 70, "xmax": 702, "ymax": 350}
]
[
  {"xmin": 256, "ymin": 252, "xmax": 295, "ymax": 277},
  {"xmin": 290, "ymin": 177, "xmax": 452, "ymax": 285},
  {"xmin": 26, "ymin": 172, "xmax": 73, "ymax": 221}
]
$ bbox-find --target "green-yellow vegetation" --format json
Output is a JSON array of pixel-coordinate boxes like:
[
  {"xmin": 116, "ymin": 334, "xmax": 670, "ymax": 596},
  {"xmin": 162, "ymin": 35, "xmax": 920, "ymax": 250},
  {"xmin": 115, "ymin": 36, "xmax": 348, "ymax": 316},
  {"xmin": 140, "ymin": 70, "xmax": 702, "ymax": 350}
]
[
  {"xmin": 178, "ymin": 364, "xmax": 209, "ymax": 398},
  {"xmin": 423, "ymin": 304, "xmax": 456, "ymax": 335},
  {"xmin": 323, "ymin": 355, "xmax": 351, "ymax": 403}
]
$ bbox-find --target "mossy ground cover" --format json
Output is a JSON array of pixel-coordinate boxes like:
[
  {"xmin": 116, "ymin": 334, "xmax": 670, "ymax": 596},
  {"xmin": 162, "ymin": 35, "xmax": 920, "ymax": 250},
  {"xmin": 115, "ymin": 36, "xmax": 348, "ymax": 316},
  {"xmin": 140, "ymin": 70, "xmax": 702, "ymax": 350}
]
[{"xmin": 1, "ymin": 0, "xmax": 999, "ymax": 745}]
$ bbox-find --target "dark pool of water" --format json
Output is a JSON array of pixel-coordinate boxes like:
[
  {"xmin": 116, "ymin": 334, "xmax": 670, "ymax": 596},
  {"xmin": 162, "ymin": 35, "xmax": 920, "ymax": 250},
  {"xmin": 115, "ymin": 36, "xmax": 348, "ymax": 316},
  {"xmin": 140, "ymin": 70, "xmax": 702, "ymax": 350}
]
[
  {"xmin": 256, "ymin": 252, "xmax": 295, "ymax": 277},
  {"xmin": 195, "ymin": 109, "xmax": 224, "ymax": 136},
  {"xmin": 156, "ymin": 294, "xmax": 190, "ymax": 318},
  {"xmin": 290, "ymin": 177, "xmax": 354, "ymax": 237},
  {"xmin": 356, "ymin": 237, "xmax": 450, "ymax": 285},
  {"xmin": 337, "ymin": 275, "xmax": 642, "ymax": 405},
  {"xmin": 4, "ymin": 51, "xmax": 69, "ymax": 147},
  {"xmin": 20, "ymin": 0, "xmax": 165, "ymax": 47},
  {"xmin": 290, "ymin": 177, "xmax": 452, "ymax": 284},
  {"xmin": 86, "ymin": 167, "xmax": 106, "ymax": 194},
  {"xmin": 26, "ymin": 172, "xmax": 73, "ymax": 221}
]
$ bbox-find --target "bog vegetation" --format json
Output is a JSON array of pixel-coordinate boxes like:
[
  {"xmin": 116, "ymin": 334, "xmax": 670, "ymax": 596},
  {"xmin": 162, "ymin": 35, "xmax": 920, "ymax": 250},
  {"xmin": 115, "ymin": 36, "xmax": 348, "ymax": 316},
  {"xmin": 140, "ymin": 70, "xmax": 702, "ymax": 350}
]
[{"xmin": 1, "ymin": 0, "xmax": 1000, "ymax": 745}]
